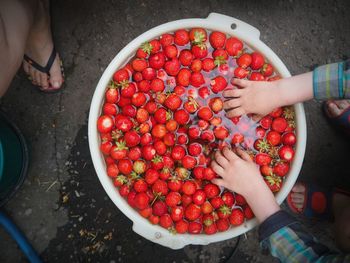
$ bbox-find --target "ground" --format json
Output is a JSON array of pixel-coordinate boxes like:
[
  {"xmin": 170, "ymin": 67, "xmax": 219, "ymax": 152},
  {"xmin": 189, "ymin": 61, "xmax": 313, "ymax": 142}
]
[{"xmin": 0, "ymin": 0, "xmax": 350, "ymax": 262}]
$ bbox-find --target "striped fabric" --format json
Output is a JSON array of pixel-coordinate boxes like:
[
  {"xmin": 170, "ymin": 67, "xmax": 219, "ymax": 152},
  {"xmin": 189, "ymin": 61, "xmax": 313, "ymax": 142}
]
[
  {"xmin": 259, "ymin": 211, "xmax": 350, "ymax": 262},
  {"xmin": 313, "ymin": 60, "xmax": 350, "ymax": 100}
]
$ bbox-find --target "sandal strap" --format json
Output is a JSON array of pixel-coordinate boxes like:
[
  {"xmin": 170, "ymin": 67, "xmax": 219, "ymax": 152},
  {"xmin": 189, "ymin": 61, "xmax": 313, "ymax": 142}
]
[{"xmin": 23, "ymin": 46, "xmax": 57, "ymax": 75}]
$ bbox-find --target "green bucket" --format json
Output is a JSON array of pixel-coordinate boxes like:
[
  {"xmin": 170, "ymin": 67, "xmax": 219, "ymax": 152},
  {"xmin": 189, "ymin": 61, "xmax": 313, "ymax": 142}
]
[{"xmin": 0, "ymin": 111, "xmax": 29, "ymax": 207}]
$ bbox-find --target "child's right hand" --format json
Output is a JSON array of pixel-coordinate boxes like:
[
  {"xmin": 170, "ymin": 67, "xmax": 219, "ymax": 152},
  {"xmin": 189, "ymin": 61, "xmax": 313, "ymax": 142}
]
[{"xmin": 223, "ymin": 78, "xmax": 281, "ymax": 118}]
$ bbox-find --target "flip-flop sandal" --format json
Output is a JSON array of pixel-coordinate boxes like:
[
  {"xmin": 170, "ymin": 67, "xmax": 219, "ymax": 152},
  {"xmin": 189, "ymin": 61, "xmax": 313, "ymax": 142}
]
[
  {"xmin": 23, "ymin": 46, "xmax": 64, "ymax": 93},
  {"xmin": 322, "ymin": 101, "xmax": 350, "ymax": 136}
]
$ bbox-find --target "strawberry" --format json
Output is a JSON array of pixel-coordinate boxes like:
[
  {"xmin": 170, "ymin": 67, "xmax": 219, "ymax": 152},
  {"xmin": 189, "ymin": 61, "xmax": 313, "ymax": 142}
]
[
  {"xmin": 164, "ymin": 44, "xmax": 178, "ymax": 58},
  {"xmin": 174, "ymin": 109, "xmax": 190, "ymax": 125},
  {"xmin": 121, "ymin": 82, "xmax": 136, "ymax": 98},
  {"xmin": 229, "ymin": 209, "xmax": 244, "ymax": 226},
  {"xmin": 136, "ymin": 108, "xmax": 149, "ymax": 123},
  {"xmin": 105, "ymin": 86, "xmax": 119, "ymax": 104},
  {"xmin": 118, "ymin": 159, "xmax": 133, "ymax": 175},
  {"xmin": 160, "ymin": 33, "xmax": 173, "ymax": 47},
  {"xmin": 170, "ymin": 206, "xmax": 184, "ymax": 222},
  {"xmin": 151, "ymin": 155, "xmax": 164, "ymax": 170},
  {"xmin": 127, "ymin": 191, "xmax": 137, "ymax": 207},
  {"xmin": 266, "ymin": 131, "xmax": 281, "ymax": 146},
  {"xmin": 182, "ymin": 181, "xmax": 197, "ymax": 195},
  {"xmin": 184, "ymin": 96, "xmax": 199, "ymax": 113},
  {"xmin": 216, "ymin": 218, "xmax": 230, "ymax": 232},
  {"xmin": 225, "ymin": 37, "xmax": 243, "ymax": 56},
  {"xmin": 149, "ymin": 214, "xmax": 160, "ymax": 224},
  {"xmin": 140, "ymin": 132, "xmax": 152, "ymax": 145},
  {"xmin": 250, "ymin": 72, "xmax": 265, "ymax": 81},
  {"xmin": 133, "ymin": 160, "xmax": 146, "ymax": 174},
  {"xmin": 202, "ymin": 58, "xmax": 215, "ymax": 72},
  {"xmin": 150, "ymin": 78, "xmax": 165, "ymax": 92},
  {"xmin": 204, "ymin": 183, "xmax": 220, "ymax": 198},
  {"xmin": 234, "ymin": 67, "xmax": 249, "ymax": 79},
  {"xmin": 182, "ymin": 155, "xmax": 197, "ymax": 169},
  {"xmin": 274, "ymin": 162, "xmax": 290, "ymax": 177},
  {"xmin": 164, "ymin": 58, "xmax": 181, "ymax": 76},
  {"xmin": 190, "ymin": 189, "xmax": 206, "ymax": 206},
  {"xmin": 235, "ymin": 194, "xmax": 247, "ymax": 206},
  {"xmin": 210, "ymin": 76, "xmax": 227, "ymax": 93},
  {"xmin": 201, "ymin": 130, "xmax": 215, "ymax": 143},
  {"xmin": 198, "ymin": 119, "xmax": 209, "ymax": 130},
  {"xmin": 210, "ymin": 196, "xmax": 224, "ymax": 209},
  {"xmin": 237, "ymin": 53, "xmax": 252, "ymax": 68},
  {"xmin": 152, "ymin": 200, "xmax": 167, "ymax": 216},
  {"xmin": 145, "ymin": 169, "xmax": 159, "ymax": 185},
  {"xmin": 171, "ymin": 145, "xmax": 185, "ymax": 161},
  {"xmin": 209, "ymin": 97, "xmax": 223, "ymax": 113},
  {"xmin": 100, "ymin": 141, "xmax": 113, "ymax": 155},
  {"xmin": 188, "ymin": 143, "xmax": 202, "ymax": 156},
  {"xmin": 265, "ymin": 175, "xmax": 282, "ymax": 192},
  {"xmin": 103, "ymin": 103, "xmax": 117, "ymax": 116},
  {"xmin": 243, "ymin": 206, "xmax": 254, "ymax": 219},
  {"xmin": 177, "ymin": 133, "xmax": 188, "ymax": 144},
  {"xmin": 261, "ymin": 63, "xmax": 274, "ymax": 77},
  {"xmin": 175, "ymin": 220, "xmax": 189, "ymax": 233},
  {"xmin": 260, "ymin": 165, "xmax": 273, "ymax": 176},
  {"xmin": 134, "ymin": 179, "xmax": 148, "ymax": 193},
  {"xmin": 204, "ymin": 223, "xmax": 217, "ymax": 235},
  {"xmin": 176, "ymin": 68, "xmax": 192, "ymax": 86},
  {"xmin": 278, "ymin": 146, "xmax": 294, "ymax": 162},
  {"xmin": 164, "ymin": 93, "xmax": 182, "ymax": 111},
  {"xmin": 203, "ymin": 167, "xmax": 216, "ymax": 180},
  {"xmin": 198, "ymin": 86, "xmax": 210, "ymax": 99},
  {"xmin": 119, "ymin": 184, "xmax": 130, "ymax": 197},
  {"xmin": 255, "ymin": 153, "xmax": 272, "ymax": 166},
  {"xmin": 174, "ymin": 29, "xmax": 189, "ymax": 46},
  {"xmin": 139, "ymin": 206, "xmax": 152, "ymax": 218},
  {"xmin": 209, "ymin": 31, "xmax": 226, "ymax": 49},
  {"xmin": 190, "ymin": 72, "xmax": 205, "ymax": 87},
  {"xmin": 165, "ymin": 192, "xmax": 181, "ymax": 207},
  {"xmin": 117, "ymin": 97, "xmax": 131, "ymax": 107},
  {"xmin": 189, "ymin": 28, "xmax": 207, "ymax": 44},
  {"xmin": 256, "ymin": 127, "xmax": 266, "ymax": 138},
  {"xmin": 190, "ymin": 59, "xmax": 202, "ymax": 72},
  {"xmin": 122, "ymin": 104, "xmax": 136, "ymax": 118},
  {"xmin": 166, "ymin": 119, "xmax": 178, "ymax": 132},
  {"xmin": 250, "ymin": 52, "xmax": 265, "ymax": 70},
  {"xmin": 107, "ymin": 163, "xmax": 119, "ymax": 178},
  {"xmin": 188, "ymin": 126, "xmax": 201, "ymax": 139},
  {"xmin": 152, "ymin": 124, "xmax": 167, "ymax": 139},
  {"xmin": 142, "ymin": 67, "xmax": 156, "ymax": 80},
  {"xmin": 168, "ymin": 177, "xmax": 182, "ymax": 192},
  {"xmin": 185, "ymin": 203, "xmax": 201, "ymax": 221},
  {"xmin": 154, "ymin": 108, "xmax": 168, "ymax": 124},
  {"xmin": 191, "ymin": 45, "xmax": 208, "ymax": 59},
  {"xmin": 214, "ymin": 126, "xmax": 229, "ymax": 139},
  {"xmin": 159, "ymin": 167, "xmax": 171, "ymax": 180},
  {"xmin": 124, "ymin": 130, "xmax": 140, "ymax": 147},
  {"xmin": 222, "ymin": 191, "xmax": 235, "ymax": 207},
  {"xmin": 218, "ymin": 205, "xmax": 232, "ymax": 219},
  {"xmin": 97, "ymin": 115, "xmax": 114, "ymax": 133},
  {"xmin": 110, "ymin": 141, "xmax": 128, "ymax": 160},
  {"xmin": 154, "ymin": 140, "xmax": 167, "ymax": 155},
  {"xmin": 142, "ymin": 145, "xmax": 156, "ymax": 160},
  {"xmin": 192, "ymin": 166, "xmax": 204, "ymax": 180},
  {"xmin": 210, "ymin": 117, "xmax": 222, "ymax": 126},
  {"xmin": 197, "ymin": 106, "xmax": 213, "ymax": 121},
  {"xmin": 131, "ymin": 58, "xmax": 148, "ymax": 72},
  {"xmin": 188, "ymin": 222, "xmax": 202, "ymax": 234},
  {"xmin": 232, "ymin": 133, "xmax": 244, "ymax": 144},
  {"xmin": 282, "ymin": 132, "xmax": 296, "ymax": 146},
  {"xmin": 179, "ymin": 49, "xmax": 193, "ymax": 66},
  {"xmin": 127, "ymin": 147, "xmax": 141, "ymax": 161},
  {"xmin": 113, "ymin": 68, "xmax": 129, "ymax": 83},
  {"xmin": 269, "ymin": 107, "xmax": 283, "ymax": 118},
  {"xmin": 152, "ymin": 179, "xmax": 169, "ymax": 196},
  {"xmin": 201, "ymin": 201, "xmax": 213, "ymax": 214},
  {"xmin": 260, "ymin": 116, "xmax": 273, "ymax": 129}
]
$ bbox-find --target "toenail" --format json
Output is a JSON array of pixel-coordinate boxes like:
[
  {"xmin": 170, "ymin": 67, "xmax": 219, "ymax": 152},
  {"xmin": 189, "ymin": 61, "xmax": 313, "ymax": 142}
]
[{"xmin": 53, "ymin": 82, "xmax": 60, "ymax": 88}]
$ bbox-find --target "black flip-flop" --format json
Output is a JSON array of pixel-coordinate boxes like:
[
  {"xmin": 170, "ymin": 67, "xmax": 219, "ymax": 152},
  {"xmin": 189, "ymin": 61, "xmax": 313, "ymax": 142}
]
[{"xmin": 24, "ymin": 46, "xmax": 64, "ymax": 93}]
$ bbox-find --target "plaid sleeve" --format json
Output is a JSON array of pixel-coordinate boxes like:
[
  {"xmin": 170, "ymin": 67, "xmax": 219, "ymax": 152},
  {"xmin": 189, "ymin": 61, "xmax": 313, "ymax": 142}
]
[
  {"xmin": 313, "ymin": 60, "xmax": 350, "ymax": 100},
  {"xmin": 258, "ymin": 210, "xmax": 350, "ymax": 263}
]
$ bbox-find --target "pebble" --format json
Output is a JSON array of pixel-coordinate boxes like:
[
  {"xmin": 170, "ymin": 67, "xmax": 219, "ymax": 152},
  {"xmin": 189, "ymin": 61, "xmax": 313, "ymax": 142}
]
[{"xmin": 24, "ymin": 208, "xmax": 32, "ymax": 216}]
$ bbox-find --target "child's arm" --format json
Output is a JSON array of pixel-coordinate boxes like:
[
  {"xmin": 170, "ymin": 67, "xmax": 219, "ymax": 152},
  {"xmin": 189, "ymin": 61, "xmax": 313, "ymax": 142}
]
[
  {"xmin": 212, "ymin": 148, "xmax": 350, "ymax": 262},
  {"xmin": 224, "ymin": 60, "xmax": 350, "ymax": 117}
]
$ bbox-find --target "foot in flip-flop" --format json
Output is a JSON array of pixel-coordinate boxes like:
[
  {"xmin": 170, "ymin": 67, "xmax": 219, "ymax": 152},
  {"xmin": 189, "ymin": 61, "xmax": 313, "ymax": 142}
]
[
  {"xmin": 22, "ymin": 0, "xmax": 64, "ymax": 92},
  {"xmin": 287, "ymin": 182, "xmax": 350, "ymax": 221},
  {"xmin": 323, "ymin": 100, "xmax": 350, "ymax": 136}
]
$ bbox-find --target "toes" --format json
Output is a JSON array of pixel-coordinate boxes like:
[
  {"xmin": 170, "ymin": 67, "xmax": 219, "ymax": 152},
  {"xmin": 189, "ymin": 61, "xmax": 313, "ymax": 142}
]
[
  {"xmin": 292, "ymin": 183, "xmax": 306, "ymax": 193},
  {"xmin": 34, "ymin": 70, "xmax": 42, "ymax": 87},
  {"xmin": 23, "ymin": 61, "xmax": 30, "ymax": 74},
  {"xmin": 291, "ymin": 192, "xmax": 305, "ymax": 200},
  {"xmin": 49, "ymin": 55, "xmax": 64, "ymax": 89},
  {"xmin": 326, "ymin": 101, "xmax": 342, "ymax": 117},
  {"xmin": 333, "ymin": 100, "xmax": 350, "ymax": 111},
  {"xmin": 40, "ymin": 73, "xmax": 49, "ymax": 89}
]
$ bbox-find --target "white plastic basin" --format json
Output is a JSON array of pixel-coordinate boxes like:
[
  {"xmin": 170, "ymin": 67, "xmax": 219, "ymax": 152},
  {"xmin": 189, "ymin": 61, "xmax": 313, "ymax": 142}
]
[{"xmin": 88, "ymin": 13, "xmax": 307, "ymax": 249}]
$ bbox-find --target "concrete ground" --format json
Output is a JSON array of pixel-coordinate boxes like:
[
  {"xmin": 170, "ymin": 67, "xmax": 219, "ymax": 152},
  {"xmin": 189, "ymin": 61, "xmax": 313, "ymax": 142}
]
[{"xmin": 1, "ymin": 0, "xmax": 349, "ymax": 262}]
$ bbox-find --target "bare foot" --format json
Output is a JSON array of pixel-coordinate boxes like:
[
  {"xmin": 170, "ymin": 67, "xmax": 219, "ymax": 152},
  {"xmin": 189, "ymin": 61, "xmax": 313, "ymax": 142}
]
[
  {"xmin": 22, "ymin": 0, "xmax": 63, "ymax": 91},
  {"xmin": 324, "ymin": 100, "xmax": 350, "ymax": 118}
]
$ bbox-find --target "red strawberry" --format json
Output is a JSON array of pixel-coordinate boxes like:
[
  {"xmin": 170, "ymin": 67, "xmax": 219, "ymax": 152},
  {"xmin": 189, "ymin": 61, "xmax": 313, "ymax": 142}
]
[
  {"xmin": 210, "ymin": 196, "xmax": 224, "ymax": 209},
  {"xmin": 216, "ymin": 218, "xmax": 230, "ymax": 232},
  {"xmin": 110, "ymin": 141, "xmax": 128, "ymax": 160},
  {"xmin": 184, "ymin": 97, "xmax": 199, "ymax": 113},
  {"xmin": 174, "ymin": 29, "xmax": 189, "ymax": 46},
  {"xmin": 198, "ymin": 119, "xmax": 209, "ymax": 130},
  {"xmin": 204, "ymin": 222, "xmax": 217, "ymax": 235},
  {"xmin": 272, "ymin": 117, "xmax": 288, "ymax": 133},
  {"xmin": 154, "ymin": 140, "xmax": 167, "ymax": 155},
  {"xmin": 127, "ymin": 191, "xmax": 137, "ymax": 207},
  {"xmin": 149, "ymin": 52, "xmax": 165, "ymax": 69},
  {"xmin": 198, "ymin": 86, "xmax": 210, "ymax": 99},
  {"xmin": 201, "ymin": 130, "xmax": 215, "ymax": 142},
  {"xmin": 103, "ymin": 103, "xmax": 117, "ymax": 116},
  {"xmin": 185, "ymin": 203, "xmax": 201, "ymax": 221},
  {"xmin": 191, "ymin": 45, "xmax": 208, "ymax": 59},
  {"xmin": 168, "ymin": 176, "xmax": 183, "ymax": 192},
  {"xmin": 142, "ymin": 145, "xmax": 156, "ymax": 160},
  {"xmin": 218, "ymin": 205, "xmax": 232, "ymax": 219},
  {"xmin": 182, "ymin": 181, "xmax": 197, "ymax": 195},
  {"xmin": 113, "ymin": 68, "xmax": 129, "ymax": 83},
  {"xmin": 210, "ymin": 76, "xmax": 227, "ymax": 93},
  {"xmin": 197, "ymin": 107, "xmax": 213, "ymax": 121},
  {"xmin": 243, "ymin": 206, "xmax": 254, "ymax": 219},
  {"xmin": 101, "ymin": 141, "xmax": 113, "ymax": 155},
  {"xmin": 237, "ymin": 53, "xmax": 252, "ymax": 68},
  {"xmin": 179, "ymin": 49, "xmax": 193, "ymax": 66},
  {"xmin": 133, "ymin": 160, "xmax": 146, "ymax": 174},
  {"xmin": 278, "ymin": 146, "xmax": 294, "ymax": 162},
  {"xmin": 250, "ymin": 52, "xmax": 265, "ymax": 70},
  {"xmin": 151, "ymin": 155, "xmax": 164, "ymax": 170},
  {"xmin": 118, "ymin": 159, "xmax": 133, "ymax": 175},
  {"xmin": 177, "ymin": 133, "xmax": 188, "ymax": 144},
  {"xmin": 222, "ymin": 191, "xmax": 235, "ymax": 207},
  {"xmin": 204, "ymin": 183, "xmax": 220, "ymax": 198},
  {"xmin": 229, "ymin": 209, "xmax": 244, "ymax": 226},
  {"xmin": 214, "ymin": 126, "xmax": 229, "ymax": 139},
  {"xmin": 140, "ymin": 132, "xmax": 152, "ymax": 145},
  {"xmin": 209, "ymin": 31, "xmax": 226, "ymax": 49},
  {"xmin": 105, "ymin": 86, "xmax": 119, "ymax": 104},
  {"xmin": 134, "ymin": 179, "xmax": 148, "ymax": 193},
  {"xmin": 235, "ymin": 194, "xmax": 247, "ymax": 206},
  {"xmin": 152, "ymin": 179, "xmax": 169, "ymax": 196},
  {"xmin": 150, "ymin": 78, "xmax": 165, "ymax": 92},
  {"xmin": 282, "ymin": 132, "xmax": 296, "ymax": 146},
  {"xmin": 152, "ymin": 124, "xmax": 167, "ymax": 138},
  {"xmin": 170, "ymin": 206, "xmax": 184, "ymax": 222},
  {"xmin": 131, "ymin": 58, "xmax": 148, "ymax": 72},
  {"xmin": 209, "ymin": 97, "xmax": 223, "ymax": 113},
  {"xmin": 255, "ymin": 153, "xmax": 272, "ymax": 166},
  {"xmin": 273, "ymin": 162, "xmax": 290, "ymax": 177},
  {"xmin": 164, "ymin": 58, "xmax": 181, "ymax": 76},
  {"xmin": 188, "ymin": 143, "xmax": 202, "ymax": 156},
  {"xmin": 164, "ymin": 44, "xmax": 178, "ymax": 58},
  {"xmin": 260, "ymin": 165, "xmax": 273, "ymax": 176},
  {"xmin": 176, "ymin": 68, "xmax": 192, "ymax": 86},
  {"xmin": 188, "ymin": 222, "xmax": 202, "ymax": 234},
  {"xmin": 269, "ymin": 107, "xmax": 283, "ymax": 118},
  {"xmin": 164, "ymin": 94, "xmax": 182, "ymax": 111},
  {"xmin": 174, "ymin": 85, "xmax": 186, "ymax": 96},
  {"xmin": 192, "ymin": 189, "xmax": 206, "ymax": 206},
  {"xmin": 189, "ymin": 28, "xmax": 207, "ymax": 44},
  {"xmin": 154, "ymin": 108, "xmax": 168, "ymax": 124},
  {"xmin": 266, "ymin": 131, "xmax": 281, "ymax": 146},
  {"xmin": 139, "ymin": 206, "xmax": 152, "ymax": 218},
  {"xmin": 188, "ymin": 126, "xmax": 201, "ymax": 139},
  {"xmin": 149, "ymin": 215, "xmax": 159, "ymax": 224},
  {"xmin": 107, "ymin": 163, "xmax": 119, "ymax": 178},
  {"xmin": 260, "ymin": 116, "xmax": 273, "ymax": 129},
  {"xmin": 171, "ymin": 145, "xmax": 186, "ymax": 161},
  {"xmin": 142, "ymin": 67, "xmax": 157, "ymax": 80},
  {"xmin": 190, "ymin": 59, "xmax": 202, "ymax": 72},
  {"xmin": 261, "ymin": 63, "xmax": 274, "ymax": 77},
  {"xmin": 193, "ymin": 166, "xmax": 204, "ymax": 180},
  {"xmin": 121, "ymin": 82, "xmax": 136, "ymax": 98},
  {"xmin": 124, "ymin": 130, "xmax": 140, "ymax": 147},
  {"xmin": 225, "ymin": 37, "xmax": 243, "ymax": 56},
  {"xmin": 174, "ymin": 109, "xmax": 190, "ymax": 125},
  {"xmin": 203, "ymin": 167, "xmax": 216, "ymax": 180},
  {"xmin": 182, "ymin": 155, "xmax": 197, "ymax": 169},
  {"xmin": 160, "ymin": 33, "xmax": 174, "ymax": 47},
  {"xmin": 152, "ymin": 200, "xmax": 167, "ymax": 216},
  {"xmin": 233, "ymin": 67, "xmax": 249, "ymax": 79},
  {"xmin": 232, "ymin": 133, "xmax": 244, "ymax": 144},
  {"xmin": 190, "ymin": 72, "xmax": 205, "ymax": 87},
  {"xmin": 97, "ymin": 115, "xmax": 114, "ymax": 133},
  {"xmin": 165, "ymin": 192, "xmax": 181, "ymax": 207},
  {"xmin": 122, "ymin": 104, "xmax": 136, "ymax": 118},
  {"xmin": 202, "ymin": 58, "xmax": 215, "ymax": 72},
  {"xmin": 145, "ymin": 169, "xmax": 159, "ymax": 185},
  {"xmin": 249, "ymin": 72, "xmax": 265, "ymax": 81},
  {"xmin": 201, "ymin": 201, "xmax": 213, "ymax": 214},
  {"xmin": 175, "ymin": 220, "xmax": 189, "ymax": 233}
]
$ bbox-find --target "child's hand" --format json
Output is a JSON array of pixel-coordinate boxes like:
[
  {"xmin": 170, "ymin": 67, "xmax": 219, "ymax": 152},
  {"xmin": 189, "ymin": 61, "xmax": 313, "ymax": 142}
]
[
  {"xmin": 211, "ymin": 147, "xmax": 264, "ymax": 197},
  {"xmin": 211, "ymin": 147, "xmax": 281, "ymax": 223},
  {"xmin": 223, "ymin": 78, "xmax": 280, "ymax": 118}
]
